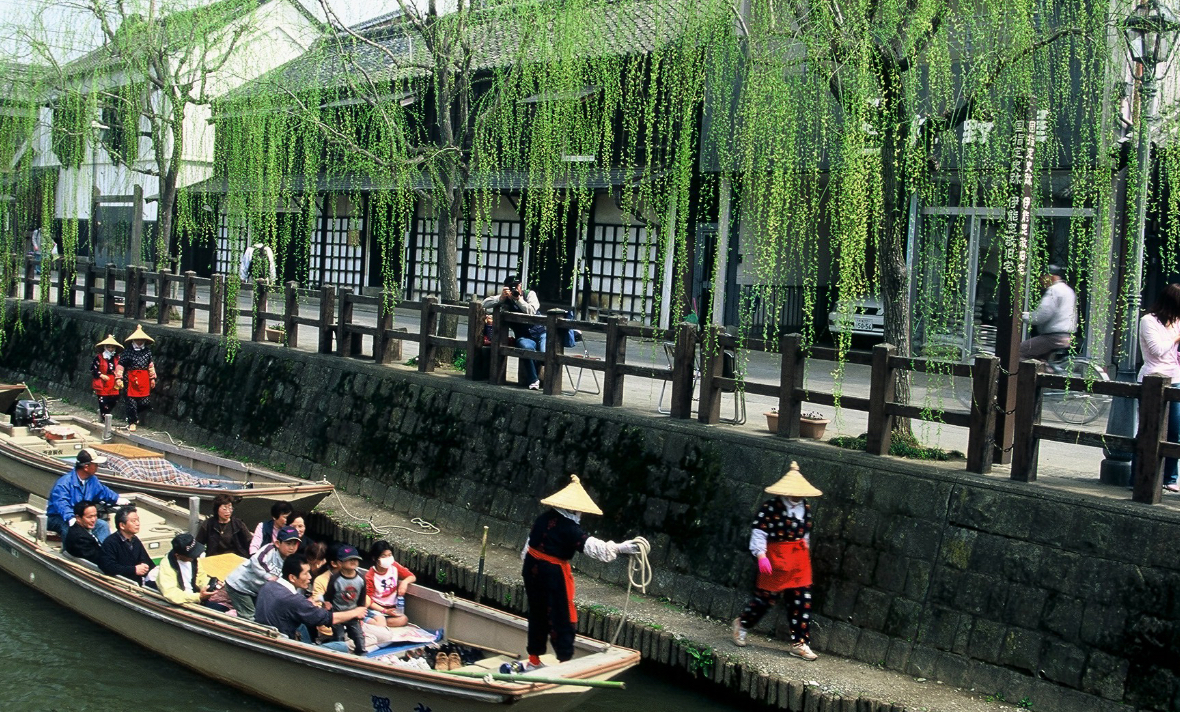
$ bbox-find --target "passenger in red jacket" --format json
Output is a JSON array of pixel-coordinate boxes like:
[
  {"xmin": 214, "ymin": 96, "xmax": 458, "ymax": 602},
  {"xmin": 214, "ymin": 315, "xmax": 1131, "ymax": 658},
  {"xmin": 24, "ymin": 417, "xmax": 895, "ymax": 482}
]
[
  {"xmin": 114, "ymin": 324, "xmax": 156, "ymax": 432},
  {"xmin": 90, "ymin": 334, "xmax": 123, "ymax": 420}
]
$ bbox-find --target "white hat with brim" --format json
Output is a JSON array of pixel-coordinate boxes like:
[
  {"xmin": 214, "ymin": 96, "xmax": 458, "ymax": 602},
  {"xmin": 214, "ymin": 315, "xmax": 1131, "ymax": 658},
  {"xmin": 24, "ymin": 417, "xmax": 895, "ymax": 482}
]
[
  {"xmin": 125, "ymin": 324, "xmax": 154, "ymax": 343},
  {"xmin": 541, "ymin": 474, "xmax": 604, "ymax": 515},
  {"xmin": 95, "ymin": 334, "xmax": 123, "ymax": 351},
  {"xmin": 764, "ymin": 461, "xmax": 823, "ymax": 498}
]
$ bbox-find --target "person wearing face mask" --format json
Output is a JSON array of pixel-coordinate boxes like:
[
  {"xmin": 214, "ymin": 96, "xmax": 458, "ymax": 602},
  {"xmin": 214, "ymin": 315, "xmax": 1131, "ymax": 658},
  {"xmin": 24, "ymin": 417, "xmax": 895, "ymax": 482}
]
[
  {"xmin": 91, "ymin": 335, "xmax": 123, "ymax": 420},
  {"xmin": 732, "ymin": 462, "xmax": 822, "ymax": 660},
  {"xmin": 114, "ymin": 324, "xmax": 157, "ymax": 432},
  {"xmin": 364, "ymin": 540, "xmax": 416, "ymax": 627},
  {"xmin": 519, "ymin": 475, "xmax": 642, "ymax": 670}
]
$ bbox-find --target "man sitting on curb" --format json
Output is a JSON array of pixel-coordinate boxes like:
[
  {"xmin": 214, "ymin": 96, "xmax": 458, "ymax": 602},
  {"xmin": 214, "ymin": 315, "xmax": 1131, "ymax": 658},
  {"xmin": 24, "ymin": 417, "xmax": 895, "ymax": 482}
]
[
  {"xmin": 224, "ymin": 525, "xmax": 301, "ymax": 620},
  {"xmin": 255, "ymin": 554, "xmax": 366, "ymax": 649}
]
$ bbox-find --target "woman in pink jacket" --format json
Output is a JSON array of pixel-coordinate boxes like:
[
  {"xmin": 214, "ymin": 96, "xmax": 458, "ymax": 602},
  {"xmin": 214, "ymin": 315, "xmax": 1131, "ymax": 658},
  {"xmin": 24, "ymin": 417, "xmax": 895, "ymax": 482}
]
[{"xmin": 1138, "ymin": 284, "xmax": 1180, "ymax": 492}]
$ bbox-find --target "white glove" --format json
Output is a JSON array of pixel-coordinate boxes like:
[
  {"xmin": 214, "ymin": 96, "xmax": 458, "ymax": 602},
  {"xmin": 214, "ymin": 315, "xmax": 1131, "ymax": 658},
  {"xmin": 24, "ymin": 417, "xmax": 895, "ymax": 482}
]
[
  {"xmin": 67, "ymin": 518, "xmax": 76, "ymax": 528},
  {"xmin": 116, "ymin": 497, "xmax": 131, "ymax": 506},
  {"xmin": 616, "ymin": 540, "xmax": 641, "ymax": 555}
]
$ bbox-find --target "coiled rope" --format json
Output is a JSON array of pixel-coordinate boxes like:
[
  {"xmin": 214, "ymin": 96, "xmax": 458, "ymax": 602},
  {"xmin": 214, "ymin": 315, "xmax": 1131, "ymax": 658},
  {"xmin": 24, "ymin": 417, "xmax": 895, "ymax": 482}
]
[
  {"xmin": 610, "ymin": 536, "xmax": 651, "ymax": 646},
  {"xmin": 328, "ymin": 489, "xmax": 440, "ymax": 536}
]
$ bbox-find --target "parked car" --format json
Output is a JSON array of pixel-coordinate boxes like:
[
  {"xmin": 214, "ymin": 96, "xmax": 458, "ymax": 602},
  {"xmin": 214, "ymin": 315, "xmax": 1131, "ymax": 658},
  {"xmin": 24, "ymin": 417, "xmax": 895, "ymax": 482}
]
[{"xmin": 827, "ymin": 295, "xmax": 886, "ymax": 341}]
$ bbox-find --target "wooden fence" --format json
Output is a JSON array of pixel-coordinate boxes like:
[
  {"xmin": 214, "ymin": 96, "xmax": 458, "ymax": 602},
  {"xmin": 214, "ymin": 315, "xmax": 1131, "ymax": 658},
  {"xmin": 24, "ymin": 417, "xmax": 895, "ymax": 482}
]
[{"xmin": 4, "ymin": 255, "xmax": 1174, "ymax": 505}]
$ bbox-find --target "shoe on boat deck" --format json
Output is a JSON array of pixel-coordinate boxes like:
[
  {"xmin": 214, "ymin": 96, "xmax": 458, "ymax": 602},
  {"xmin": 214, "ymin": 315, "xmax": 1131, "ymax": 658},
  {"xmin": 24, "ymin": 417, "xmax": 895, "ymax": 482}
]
[
  {"xmin": 789, "ymin": 642, "xmax": 818, "ymax": 661},
  {"xmin": 435, "ymin": 652, "xmax": 451, "ymax": 671},
  {"xmin": 732, "ymin": 618, "xmax": 747, "ymax": 647}
]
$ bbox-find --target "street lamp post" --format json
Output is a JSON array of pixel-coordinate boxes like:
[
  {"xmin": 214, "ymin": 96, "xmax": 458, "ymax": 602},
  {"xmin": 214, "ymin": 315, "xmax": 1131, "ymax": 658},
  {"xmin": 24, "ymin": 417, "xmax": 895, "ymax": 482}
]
[{"xmin": 1101, "ymin": 0, "xmax": 1180, "ymax": 485}]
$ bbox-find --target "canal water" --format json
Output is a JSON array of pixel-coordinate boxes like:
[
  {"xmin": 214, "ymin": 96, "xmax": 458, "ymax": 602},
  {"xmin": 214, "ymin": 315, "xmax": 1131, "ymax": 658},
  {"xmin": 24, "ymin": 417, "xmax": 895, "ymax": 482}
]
[{"xmin": 0, "ymin": 481, "xmax": 744, "ymax": 712}]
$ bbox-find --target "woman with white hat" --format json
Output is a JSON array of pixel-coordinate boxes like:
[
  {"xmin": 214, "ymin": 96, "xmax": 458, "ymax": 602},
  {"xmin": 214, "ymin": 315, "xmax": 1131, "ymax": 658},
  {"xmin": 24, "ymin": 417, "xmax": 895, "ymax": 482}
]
[
  {"xmin": 732, "ymin": 462, "xmax": 822, "ymax": 660},
  {"xmin": 90, "ymin": 334, "xmax": 123, "ymax": 419},
  {"xmin": 519, "ymin": 475, "xmax": 641, "ymax": 670},
  {"xmin": 114, "ymin": 324, "xmax": 157, "ymax": 431}
]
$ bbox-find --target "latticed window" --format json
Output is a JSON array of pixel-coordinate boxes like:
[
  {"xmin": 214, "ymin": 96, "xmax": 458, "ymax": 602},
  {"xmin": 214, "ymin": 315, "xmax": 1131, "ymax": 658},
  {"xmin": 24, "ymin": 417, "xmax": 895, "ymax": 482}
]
[{"xmin": 586, "ymin": 223, "xmax": 658, "ymax": 322}]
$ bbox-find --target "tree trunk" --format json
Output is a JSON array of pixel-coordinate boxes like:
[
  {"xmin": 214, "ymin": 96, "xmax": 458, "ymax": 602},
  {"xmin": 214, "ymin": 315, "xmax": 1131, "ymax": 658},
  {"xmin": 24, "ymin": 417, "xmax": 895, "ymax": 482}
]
[{"xmin": 434, "ymin": 177, "xmax": 462, "ymax": 364}]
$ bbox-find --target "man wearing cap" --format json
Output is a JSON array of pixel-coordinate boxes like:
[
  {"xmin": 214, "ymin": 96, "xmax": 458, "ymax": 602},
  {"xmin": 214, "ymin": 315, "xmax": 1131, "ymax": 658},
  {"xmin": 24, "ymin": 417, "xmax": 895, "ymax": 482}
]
[
  {"xmin": 46, "ymin": 448, "xmax": 124, "ymax": 542},
  {"xmin": 224, "ymin": 524, "xmax": 302, "ymax": 620},
  {"xmin": 63, "ymin": 500, "xmax": 105, "ymax": 565},
  {"xmin": 520, "ymin": 475, "xmax": 641, "ymax": 669},
  {"xmin": 733, "ymin": 462, "xmax": 822, "ymax": 660},
  {"xmin": 255, "ymin": 554, "xmax": 365, "ymax": 648},
  {"xmin": 158, "ymin": 532, "xmax": 221, "ymax": 607},
  {"xmin": 91, "ymin": 334, "xmax": 123, "ymax": 419},
  {"xmin": 1020, "ymin": 264, "xmax": 1077, "ymax": 359},
  {"xmin": 98, "ymin": 505, "xmax": 154, "ymax": 585},
  {"xmin": 114, "ymin": 324, "xmax": 157, "ymax": 432},
  {"xmin": 482, "ymin": 275, "xmax": 546, "ymax": 389}
]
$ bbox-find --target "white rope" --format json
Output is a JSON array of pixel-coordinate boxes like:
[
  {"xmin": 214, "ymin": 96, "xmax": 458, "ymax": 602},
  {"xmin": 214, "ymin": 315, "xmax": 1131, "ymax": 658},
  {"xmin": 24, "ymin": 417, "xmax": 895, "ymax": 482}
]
[
  {"xmin": 610, "ymin": 536, "xmax": 651, "ymax": 646},
  {"xmin": 328, "ymin": 489, "xmax": 440, "ymax": 536}
]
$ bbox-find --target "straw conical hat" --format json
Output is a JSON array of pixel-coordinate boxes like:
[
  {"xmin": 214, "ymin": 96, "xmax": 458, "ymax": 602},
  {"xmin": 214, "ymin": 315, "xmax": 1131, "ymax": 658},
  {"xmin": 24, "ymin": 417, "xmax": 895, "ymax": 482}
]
[
  {"xmin": 95, "ymin": 334, "xmax": 123, "ymax": 351},
  {"xmin": 764, "ymin": 462, "xmax": 823, "ymax": 498},
  {"xmin": 541, "ymin": 475, "xmax": 603, "ymax": 515},
  {"xmin": 125, "ymin": 324, "xmax": 154, "ymax": 343}
]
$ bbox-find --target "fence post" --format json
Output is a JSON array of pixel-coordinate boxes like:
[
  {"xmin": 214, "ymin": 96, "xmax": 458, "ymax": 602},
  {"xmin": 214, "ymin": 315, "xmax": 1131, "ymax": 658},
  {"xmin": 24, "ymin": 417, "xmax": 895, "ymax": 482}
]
[
  {"xmin": 373, "ymin": 293, "xmax": 394, "ymax": 364},
  {"xmin": 125, "ymin": 266, "xmax": 141, "ymax": 319},
  {"xmin": 55, "ymin": 262, "xmax": 68, "ymax": 306},
  {"xmin": 284, "ymin": 282, "xmax": 299, "ymax": 349},
  {"xmin": 252, "ymin": 279, "xmax": 269, "ymax": 342},
  {"xmin": 488, "ymin": 308, "xmax": 508, "ymax": 386},
  {"xmin": 61, "ymin": 261, "xmax": 77, "ymax": 307},
  {"xmin": 182, "ymin": 272, "xmax": 197, "ymax": 329},
  {"xmin": 83, "ymin": 260, "xmax": 97, "ymax": 312},
  {"xmin": 777, "ymin": 333, "xmax": 804, "ymax": 438},
  {"xmin": 669, "ymin": 321, "xmax": 696, "ymax": 419},
  {"xmin": 465, "ymin": 301, "xmax": 485, "ymax": 380},
  {"xmin": 966, "ymin": 355, "xmax": 1000, "ymax": 474},
  {"xmin": 865, "ymin": 343, "xmax": 897, "ymax": 456},
  {"xmin": 697, "ymin": 327, "xmax": 723, "ymax": 424},
  {"xmin": 156, "ymin": 269, "xmax": 170, "ymax": 324},
  {"xmin": 208, "ymin": 274, "xmax": 225, "ymax": 335},
  {"xmin": 543, "ymin": 309, "xmax": 565, "ymax": 396},
  {"xmin": 5, "ymin": 255, "xmax": 16, "ymax": 298},
  {"xmin": 418, "ymin": 296, "xmax": 439, "ymax": 373},
  {"xmin": 1010, "ymin": 359, "xmax": 1043, "ymax": 482},
  {"xmin": 601, "ymin": 315, "xmax": 626, "ymax": 407},
  {"xmin": 23, "ymin": 254, "xmax": 34, "ymax": 300},
  {"xmin": 317, "ymin": 285, "xmax": 335, "ymax": 354},
  {"xmin": 1133, "ymin": 374, "xmax": 1168, "ymax": 504},
  {"xmin": 336, "ymin": 287, "xmax": 354, "ymax": 357},
  {"xmin": 103, "ymin": 264, "xmax": 117, "ymax": 314}
]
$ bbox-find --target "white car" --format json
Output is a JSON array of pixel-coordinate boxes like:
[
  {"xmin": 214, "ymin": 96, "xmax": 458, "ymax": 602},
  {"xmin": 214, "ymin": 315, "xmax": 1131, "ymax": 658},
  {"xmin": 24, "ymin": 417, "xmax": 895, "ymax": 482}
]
[{"xmin": 828, "ymin": 296, "xmax": 886, "ymax": 340}]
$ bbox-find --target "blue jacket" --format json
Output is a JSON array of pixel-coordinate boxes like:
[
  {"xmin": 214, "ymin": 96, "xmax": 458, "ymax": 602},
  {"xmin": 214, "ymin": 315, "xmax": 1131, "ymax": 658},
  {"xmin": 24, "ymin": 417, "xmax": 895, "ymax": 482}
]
[{"xmin": 47, "ymin": 469, "xmax": 119, "ymax": 522}]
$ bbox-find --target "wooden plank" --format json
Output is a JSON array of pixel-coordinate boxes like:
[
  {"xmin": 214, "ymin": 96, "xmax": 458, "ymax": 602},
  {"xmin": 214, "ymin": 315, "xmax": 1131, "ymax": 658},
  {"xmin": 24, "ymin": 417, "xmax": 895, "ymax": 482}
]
[
  {"xmin": 560, "ymin": 355, "xmax": 607, "ymax": 372},
  {"xmin": 670, "ymin": 322, "xmax": 696, "ymax": 419},
  {"xmin": 617, "ymin": 324, "xmax": 673, "ymax": 341},
  {"xmin": 418, "ymin": 296, "xmax": 439, "ymax": 373},
  {"xmin": 808, "ymin": 346, "xmax": 874, "ymax": 366},
  {"xmin": 465, "ymin": 301, "xmax": 486, "ymax": 381},
  {"xmin": 543, "ymin": 309, "xmax": 564, "ymax": 396},
  {"xmin": 182, "ymin": 272, "xmax": 197, "ymax": 330},
  {"xmin": 888, "ymin": 355, "xmax": 973, "ymax": 378},
  {"xmin": 317, "ymin": 285, "xmax": 335, "ymax": 354},
  {"xmin": 252, "ymin": 280, "xmax": 269, "ymax": 342},
  {"xmin": 966, "ymin": 355, "xmax": 1000, "ymax": 474},
  {"xmin": 1010, "ymin": 359, "xmax": 1043, "ymax": 482},
  {"xmin": 83, "ymin": 261, "xmax": 96, "ymax": 312},
  {"xmin": 103, "ymin": 263, "xmax": 117, "ymax": 315},
  {"xmin": 156, "ymin": 269, "xmax": 170, "ymax": 324},
  {"xmin": 283, "ymin": 282, "xmax": 299, "ymax": 349},
  {"xmin": 1133, "ymin": 374, "xmax": 1168, "ymax": 505},
  {"xmin": 602, "ymin": 316, "xmax": 626, "ymax": 407},
  {"xmin": 425, "ymin": 335, "xmax": 466, "ymax": 348},
  {"xmin": 209, "ymin": 274, "xmax": 225, "ymax": 335},
  {"xmin": 778, "ymin": 334, "xmax": 804, "ymax": 439},
  {"xmin": 885, "ymin": 403, "xmax": 972, "ymax": 428},
  {"xmin": 336, "ymin": 287, "xmax": 353, "ymax": 357},
  {"xmin": 866, "ymin": 343, "xmax": 897, "ymax": 456},
  {"xmin": 1037, "ymin": 374, "xmax": 1140, "ymax": 397},
  {"xmin": 373, "ymin": 294, "xmax": 393, "ymax": 364},
  {"xmin": 1034, "ymin": 425, "xmax": 1134, "ymax": 451},
  {"xmin": 488, "ymin": 308, "xmax": 508, "ymax": 387},
  {"xmin": 697, "ymin": 327, "xmax": 723, "ymax": 425},
  {"xmin": 791, "ymin": 390, "xmax": 871, "ymax": 412}
]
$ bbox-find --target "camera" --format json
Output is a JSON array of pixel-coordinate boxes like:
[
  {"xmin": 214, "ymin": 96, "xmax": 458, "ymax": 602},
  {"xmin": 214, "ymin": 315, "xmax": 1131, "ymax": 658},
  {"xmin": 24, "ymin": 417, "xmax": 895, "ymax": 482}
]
[
  {"xmin": 510, "ymin": 287, "xmax": 520, "ymax": 299},
  {"xmin": 206, "ymin": 577, "xmax": 223, "ymax": 592}
]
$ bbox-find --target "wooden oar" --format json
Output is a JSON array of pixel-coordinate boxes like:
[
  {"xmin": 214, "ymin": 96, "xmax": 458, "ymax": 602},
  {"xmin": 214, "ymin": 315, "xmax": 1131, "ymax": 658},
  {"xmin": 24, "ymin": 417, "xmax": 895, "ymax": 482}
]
[
  {"xmin": 443, "ymin": 669, "xmax": 625, "ymax": 689},
  {"xmin": 473, "ymin": 525, "xmax": 488, "ymax": 602}
]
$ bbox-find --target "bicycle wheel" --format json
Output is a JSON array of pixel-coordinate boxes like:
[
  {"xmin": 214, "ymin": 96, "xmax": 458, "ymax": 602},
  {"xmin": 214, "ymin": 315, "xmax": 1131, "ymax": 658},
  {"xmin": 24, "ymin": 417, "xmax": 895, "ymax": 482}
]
[{"xmin": 1050, "ymin": 361, "xmax": 1112, "ymax": 425}]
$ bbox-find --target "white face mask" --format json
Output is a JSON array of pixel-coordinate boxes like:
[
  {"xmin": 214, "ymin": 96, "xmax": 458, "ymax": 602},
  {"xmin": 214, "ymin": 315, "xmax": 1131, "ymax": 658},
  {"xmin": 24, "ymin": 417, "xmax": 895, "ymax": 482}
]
[
  {"xmin": 102, "ymin": 349, "xmax": 114, "ymax": 359},
  {"xmin": 378, "ymin": 556, "xmax": 394, "ymax": 570},
  {"xmin": 132, "ymin": 342, "xmax": 144, "ymax": 351}
]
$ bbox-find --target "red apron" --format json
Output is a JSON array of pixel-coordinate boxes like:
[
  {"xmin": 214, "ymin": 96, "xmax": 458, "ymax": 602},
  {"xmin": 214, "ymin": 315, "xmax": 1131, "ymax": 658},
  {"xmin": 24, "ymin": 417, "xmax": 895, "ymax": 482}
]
[
  {"xmin": 93, "ymin": 358, "xmax": 119, "ymax": 396},
  {"xmin": 756, "ymin": 540, "xmax": 812, "ymax": 591},
  {"xmin": 126, "ymin": 370, "xmax": 152, "ymax": 398},
  {"xmin": 527, "ymin": 546, "xmax": 577, "ymax": 624}
]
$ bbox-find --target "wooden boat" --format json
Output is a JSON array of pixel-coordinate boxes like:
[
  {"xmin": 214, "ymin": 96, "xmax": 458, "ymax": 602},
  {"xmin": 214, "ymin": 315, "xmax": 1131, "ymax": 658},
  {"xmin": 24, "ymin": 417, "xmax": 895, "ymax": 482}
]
[
  {"xmin": 0, "ymin": 384, "xmax": 333, "ymax": 524},
  {"xmin": 0, "ymin": 494, "xmax": 639, "ymax": 712}
]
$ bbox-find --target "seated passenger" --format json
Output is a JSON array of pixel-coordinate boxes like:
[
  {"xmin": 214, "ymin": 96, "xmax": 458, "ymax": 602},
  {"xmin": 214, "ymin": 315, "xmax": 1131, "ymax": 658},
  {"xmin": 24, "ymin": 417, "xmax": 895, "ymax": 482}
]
[
  {"xmin": 195, "ymin": 493, "xmax": 251, "ymax": 558},
  {"xmin": 250, "ymin": 501, "xmax": 293, "ymax": 554},
  {"xmin": 157, "ymin": 533, "xmax": 225, "ymax": 609},
  {"xmin": 364, "ymin": 540, "xmax": 416, "ymax": 627},
  {"xmin": 325, "ymin": 545, "xmax": 370, "ymax": 655},
  {"xmin": 225, "ymin": 525, "xmax": 301, "ymax": 620},
  {"xmin": 47, "ymin": 448, "xmax": 124, "ymax": 542},
  {"xmin": 98, "ymin": 505, "xmax": 153, "ymax": 585},
  {"xmin": 254, "ymin": 554, "xmax": 366, "ymax": 645},
  {"xmin": 63, "ymin": 500, "xmax": 104, "ymax": 565}
]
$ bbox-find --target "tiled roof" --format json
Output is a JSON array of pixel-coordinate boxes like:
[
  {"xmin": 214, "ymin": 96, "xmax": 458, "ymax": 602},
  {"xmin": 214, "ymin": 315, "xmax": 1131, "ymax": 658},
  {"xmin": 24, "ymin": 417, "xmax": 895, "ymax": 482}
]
[{"xmin": 218, "ymin": 0, "xmax": 694, "ymax": 105}]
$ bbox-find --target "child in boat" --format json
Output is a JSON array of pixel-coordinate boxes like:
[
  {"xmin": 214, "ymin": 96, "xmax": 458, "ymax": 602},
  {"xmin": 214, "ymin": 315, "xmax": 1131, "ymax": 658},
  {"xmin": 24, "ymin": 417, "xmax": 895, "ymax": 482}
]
[
  {"xmin": 324, "ymin": 545, "xmax": 369, "ymax": 655},
  {"xmin": 364, "ymin": 540, "xmax": 416, "ymax": 627}
]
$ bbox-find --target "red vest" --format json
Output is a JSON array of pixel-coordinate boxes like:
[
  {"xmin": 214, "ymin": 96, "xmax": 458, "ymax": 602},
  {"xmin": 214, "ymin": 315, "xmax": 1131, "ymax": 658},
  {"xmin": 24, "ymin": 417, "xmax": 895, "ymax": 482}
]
[{"xmin": 92, "ymin": 356, "xmax": 119, "ymax": 397}]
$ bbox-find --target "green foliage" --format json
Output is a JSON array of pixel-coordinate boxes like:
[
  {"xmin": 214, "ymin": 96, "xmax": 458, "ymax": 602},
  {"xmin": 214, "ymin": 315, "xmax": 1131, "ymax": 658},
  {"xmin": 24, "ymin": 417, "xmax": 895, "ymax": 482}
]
[{"xmin": 829, "ymin": 432, "xmax": 964, "ymax": 461}]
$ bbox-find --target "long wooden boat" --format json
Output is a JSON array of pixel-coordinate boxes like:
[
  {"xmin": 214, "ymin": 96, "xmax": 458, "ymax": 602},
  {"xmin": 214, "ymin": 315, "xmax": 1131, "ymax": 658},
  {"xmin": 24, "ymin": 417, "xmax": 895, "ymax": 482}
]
[
  {"xmin": 0, "ymin": 495, "xmax": 639, "ymax": 712},
  {"xmin": 0, "ymin": 385, "xmax": 333, "ymax": 524}
]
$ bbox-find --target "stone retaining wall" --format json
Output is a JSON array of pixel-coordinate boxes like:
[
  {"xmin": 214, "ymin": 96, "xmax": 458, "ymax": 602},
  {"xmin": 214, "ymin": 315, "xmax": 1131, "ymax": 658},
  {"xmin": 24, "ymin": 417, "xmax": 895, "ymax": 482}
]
[{"xmin": 3, "ymin": 305, "xmax": 1177, "ymax": 712}]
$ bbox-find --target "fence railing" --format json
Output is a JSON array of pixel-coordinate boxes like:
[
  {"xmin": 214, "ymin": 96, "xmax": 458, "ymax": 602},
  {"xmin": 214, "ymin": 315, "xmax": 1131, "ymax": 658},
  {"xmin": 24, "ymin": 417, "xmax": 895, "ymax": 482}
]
[{"xmin": 4, "ymin": 255, "xmax": 1173, "ymax": 504}]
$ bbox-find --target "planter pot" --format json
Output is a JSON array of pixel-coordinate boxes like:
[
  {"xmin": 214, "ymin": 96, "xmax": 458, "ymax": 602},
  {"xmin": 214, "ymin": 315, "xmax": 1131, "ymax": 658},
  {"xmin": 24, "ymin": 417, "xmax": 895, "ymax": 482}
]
[
  {"xmin": 799, "ymin": 418, "xmax": 830, "ymax": 439},
  {"xmin": 264, "ymin": 327, "xmax": 284, "ymax": 343},
  {"xmin": 764, "ymin": 412, "xmax": 779, "ymax": 433}
]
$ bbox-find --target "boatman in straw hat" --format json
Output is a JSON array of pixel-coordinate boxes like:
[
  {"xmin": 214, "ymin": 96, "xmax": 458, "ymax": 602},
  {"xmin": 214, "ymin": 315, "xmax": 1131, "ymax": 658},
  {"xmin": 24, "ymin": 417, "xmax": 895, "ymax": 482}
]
[
  {"xmin": 91, "ymin": 334, "xmax": 123, "ymax": 420},
  {"xmin": 733, "ymin": 461, "xmax": 822, "ymax": 660},
  {"xmin": 114, "ymin": 324, "xmax": 156, "ymax": 432},
  {"xmin": 520, "ymin": 474, "xmax": 642, "ymax": 671}
]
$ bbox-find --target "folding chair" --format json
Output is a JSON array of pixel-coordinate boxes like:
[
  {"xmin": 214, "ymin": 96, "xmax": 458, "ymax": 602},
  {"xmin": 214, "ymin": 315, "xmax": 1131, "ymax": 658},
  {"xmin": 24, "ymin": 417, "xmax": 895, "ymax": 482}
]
[
  {"xmin": 657, "ymin": 341, "xmax": 700, "ymax": 414},
  {"xmin": 562, "ymin": 330, "xmax": 601, "ymax": 396}
]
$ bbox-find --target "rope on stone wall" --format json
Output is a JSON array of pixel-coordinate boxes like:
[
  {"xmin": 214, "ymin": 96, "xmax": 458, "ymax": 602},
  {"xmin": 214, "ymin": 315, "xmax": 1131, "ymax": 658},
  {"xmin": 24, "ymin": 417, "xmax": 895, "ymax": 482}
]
[{"xmin": 328, "ymin": 489, "xmax": 440, "ymax": 537}]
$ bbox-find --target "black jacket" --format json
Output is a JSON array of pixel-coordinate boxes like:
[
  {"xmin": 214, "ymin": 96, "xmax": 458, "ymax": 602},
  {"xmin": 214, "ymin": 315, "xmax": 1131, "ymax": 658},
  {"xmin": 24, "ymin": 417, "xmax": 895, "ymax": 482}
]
[
  {"xmin": 64, "ymin": 523, "xmax": 104, "ymax": 565},
  {"xmin": 99, "ymin": 532, "xmax": 153, "ymax": 584}
]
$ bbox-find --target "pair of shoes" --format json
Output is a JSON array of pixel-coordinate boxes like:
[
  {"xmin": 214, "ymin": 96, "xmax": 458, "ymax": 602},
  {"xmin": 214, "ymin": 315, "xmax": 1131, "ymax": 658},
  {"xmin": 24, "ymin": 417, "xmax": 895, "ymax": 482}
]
[
  {"xmin": 528, "ymin": 380, "xmax": 541, "ymax": 390},
  {"xmin": 789, "ymin": 642, "xmax": 819, "ymax": 661},
  {"xmin": 128, "ymin": 424, "xmax": 137, "ymax": 432},
  {"xmin": 732, "ymin": 618, "xmax": 747, "ymax": 647},
  {"xmin": 435, "ymin": 652, "xmax": 452, "ymax": 670},
  {"xmin": 499, "ymin": 659, "xmax": 545, "ymax": 674}
]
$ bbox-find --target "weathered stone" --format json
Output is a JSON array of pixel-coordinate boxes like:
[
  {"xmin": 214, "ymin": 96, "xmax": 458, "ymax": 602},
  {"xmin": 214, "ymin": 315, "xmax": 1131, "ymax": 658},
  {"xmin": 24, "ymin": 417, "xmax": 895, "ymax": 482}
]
[
  {"xmin": 999, "ymin": 627, "xmax": 1042, "ymax": 674},
  {"xmin": 1082, "ymin": 650, "xmax": 1129, "ymax": 701}
]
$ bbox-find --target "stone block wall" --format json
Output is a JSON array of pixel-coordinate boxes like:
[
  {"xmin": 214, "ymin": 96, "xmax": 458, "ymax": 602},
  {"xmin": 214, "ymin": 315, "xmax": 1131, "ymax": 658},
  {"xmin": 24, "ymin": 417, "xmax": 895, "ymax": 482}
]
[{"xmin": 3, "ymin": 305, "xmax": 1178, "ymax": 712}]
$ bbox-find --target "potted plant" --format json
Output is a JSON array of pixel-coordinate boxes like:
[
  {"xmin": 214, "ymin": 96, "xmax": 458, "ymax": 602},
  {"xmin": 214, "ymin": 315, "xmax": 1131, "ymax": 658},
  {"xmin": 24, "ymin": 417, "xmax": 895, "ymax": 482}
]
[
  {"xmin": 764, "ymin": 408, "xmax": 780, "ymax": 433},
  {"xmin": 264, "ymin": 323, "xmax": 285, "ymax": 343},
  {"xmin": 799, "ymin": 411, "xmax": 830, "ymax": 439}
]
